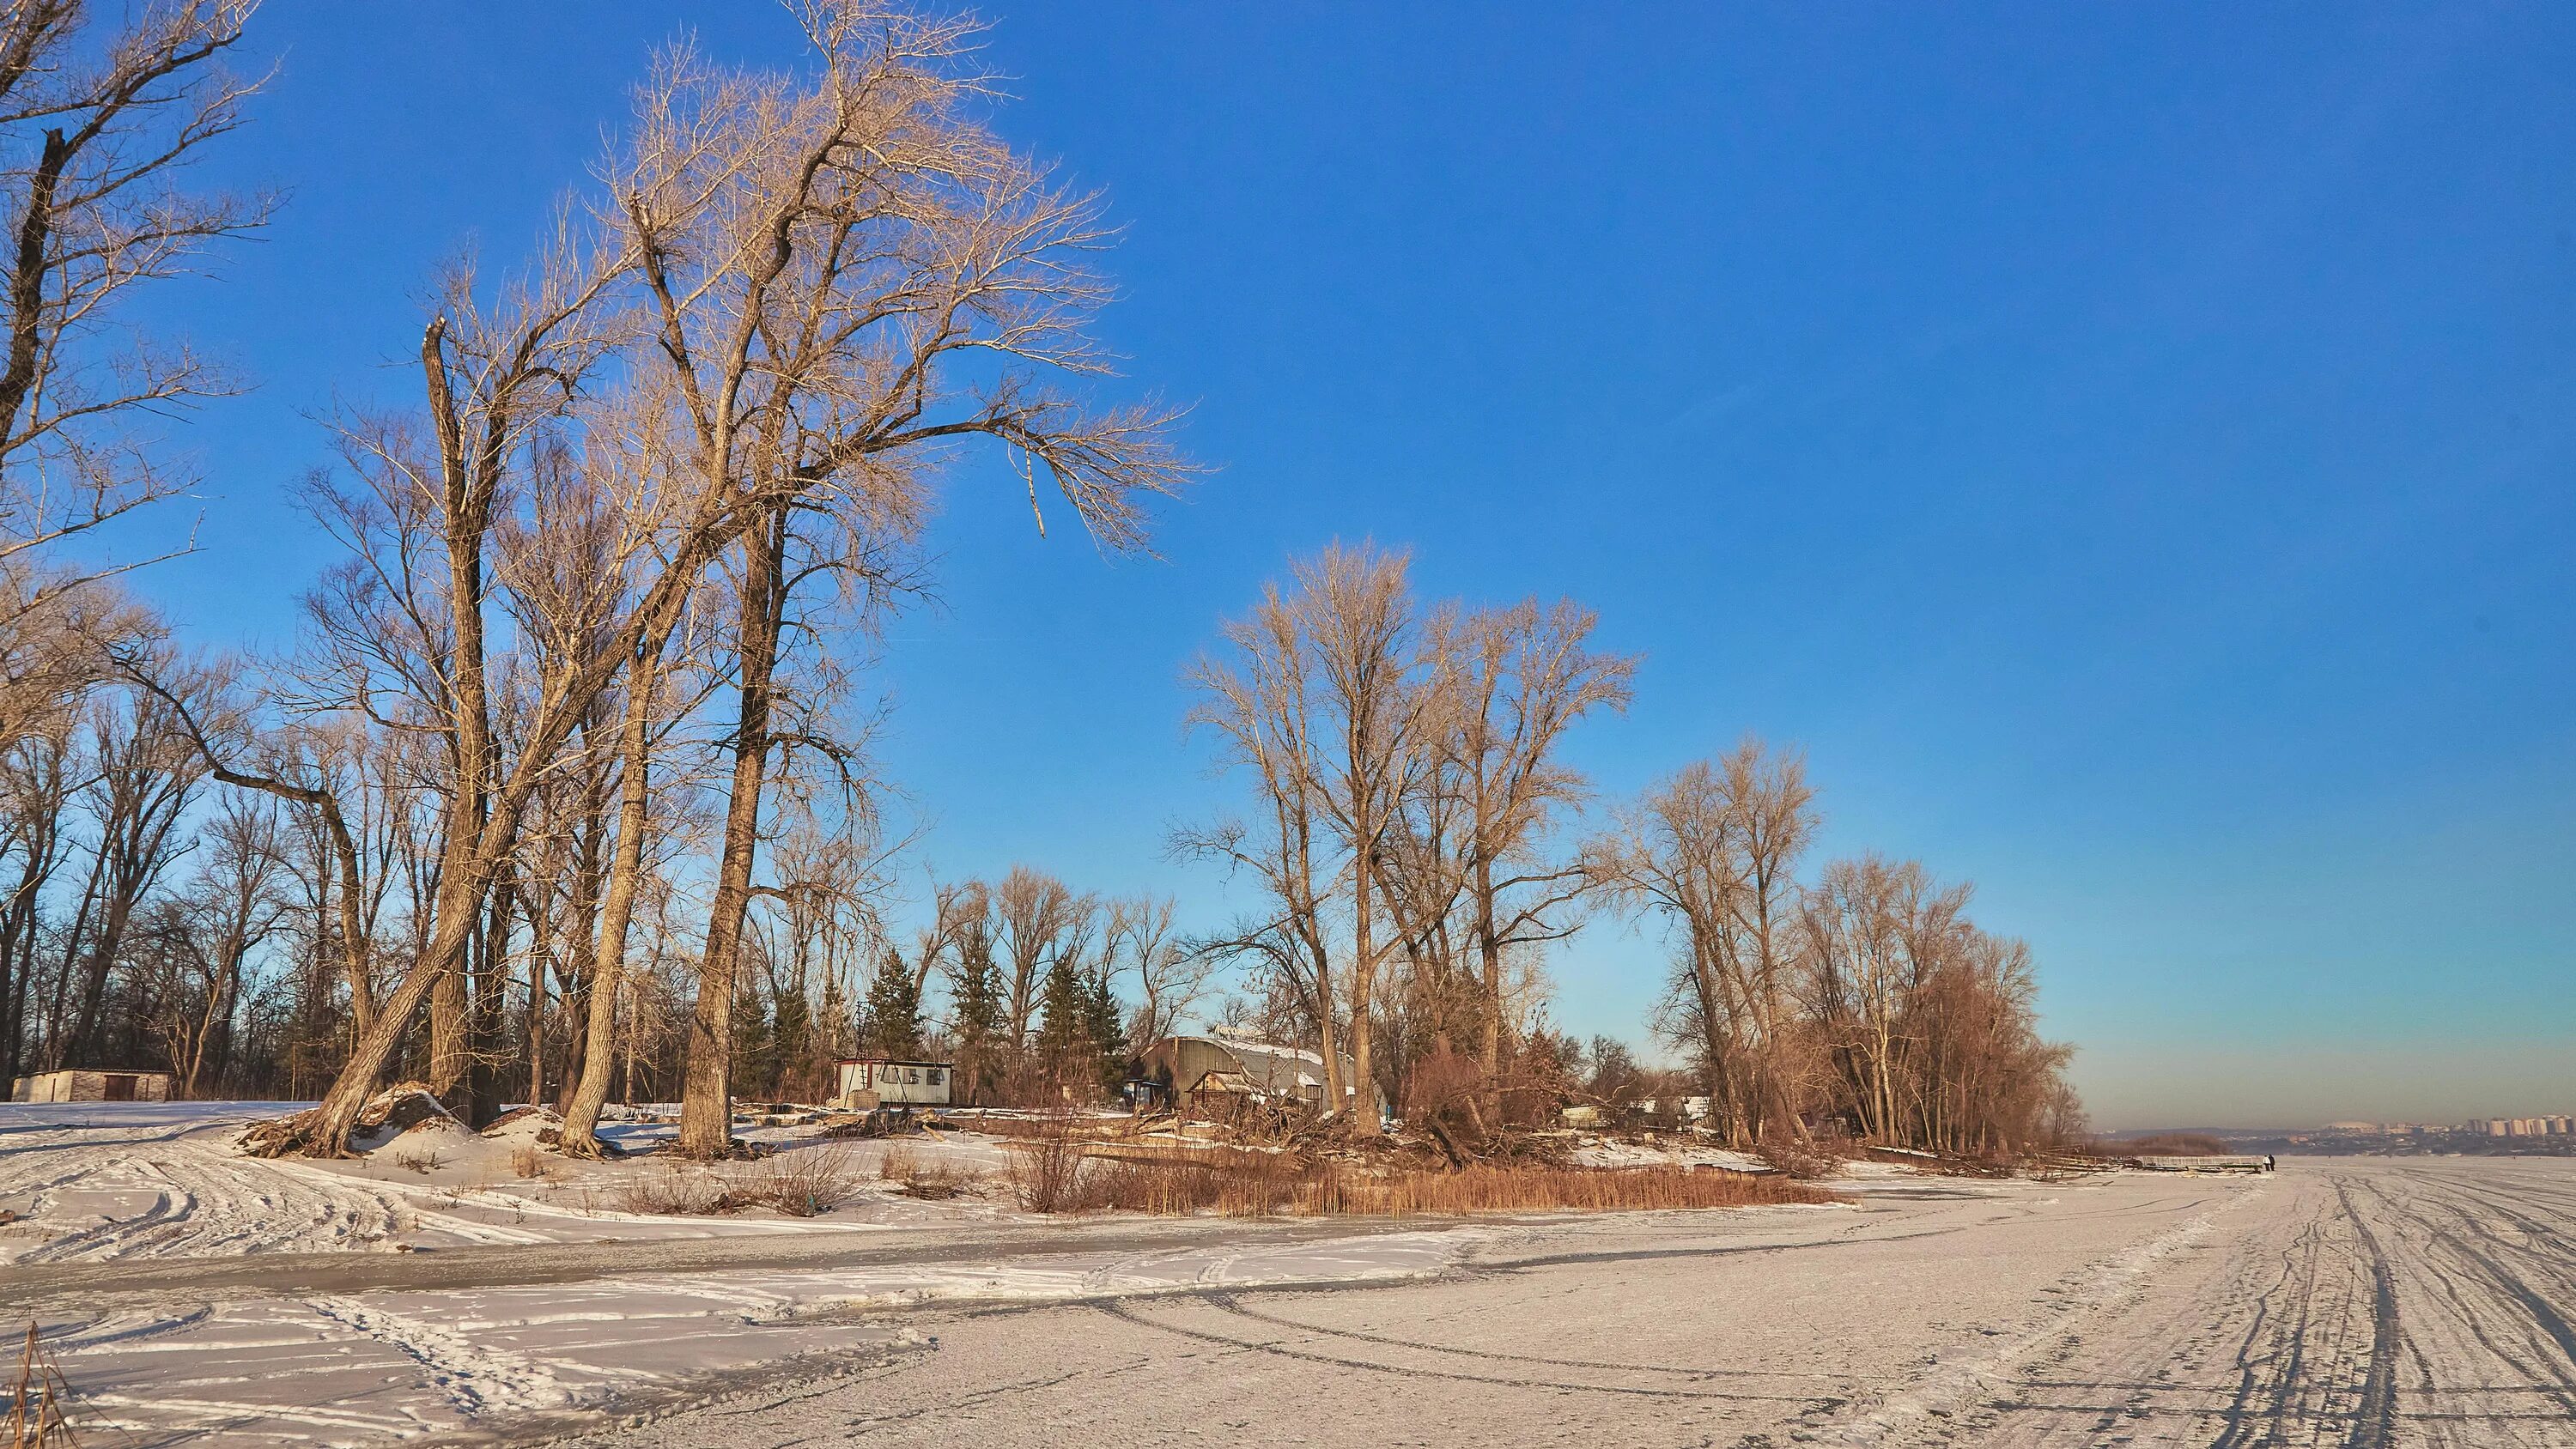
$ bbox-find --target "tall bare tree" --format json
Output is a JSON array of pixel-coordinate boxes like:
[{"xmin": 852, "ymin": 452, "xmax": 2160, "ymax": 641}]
[
  {"xmin": 1440, "ymin": 599, "xmax": 1633, "ymax": 1094},
  {"xmin": 0, "ymin": 0, "xmax": 269, "ymax": 737},
  {"xmin": 1106, "ymin": 893, "xmax": 1206, "ymax": 1052},
  {"xmin": 1181, "ymin": 571, "xmax": 1347, "ymax": 1109},
  {"xmin": 1597, "ymin": 738, "xmax": 1815, "ymax": 1146}
]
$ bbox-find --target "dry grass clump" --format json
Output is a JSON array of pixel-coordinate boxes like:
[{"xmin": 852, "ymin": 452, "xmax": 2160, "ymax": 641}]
[
  {"xmin": 6, "ymin": 1324, "xmax": 76, "ymax": 1447},
  {"xmin": 1006, "ymin": 1140, "xmax": 1833, "ymax": 1217},
  {"xmin": 1005, "ymin": 1117, "xmax": 1091, "ymax": 1212},
  {"xmin": 878, "ymin": 1146, "xmax": 985, "ymax": 1201},
  {"xmin": 611, "ymin": 1161, "xmax": 732, "ymax": 1216},
  {"xmin": 611, "ymin": 1146, "xmax": 862, "ymax": 1217}
]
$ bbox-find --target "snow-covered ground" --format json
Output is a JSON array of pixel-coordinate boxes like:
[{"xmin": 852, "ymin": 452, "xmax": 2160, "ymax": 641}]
[
  {"xmin": 1564, "ymin": 1133, "xmax": 1775, "ymax": 1173},
  {"xmin": 25, "ymin": 1106, "xmax": 2559, "ymax": 1446},
  {"xmin": 550, "ymin": 1158, "xmax": 2576, "ymax": 1449},
  {"xmin": 27, "ymin": 1225, "xmax": 1483, "ymax": 1444},
  {"xmin": 0, "ymin": 1100, "xmax": 1026, "ymax": 1265}
]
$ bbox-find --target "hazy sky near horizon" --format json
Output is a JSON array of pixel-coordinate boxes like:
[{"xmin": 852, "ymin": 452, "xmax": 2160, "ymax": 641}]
[{"xmin": 90, "ymin": 3, "xmax": 2573, "ymax": 1130}]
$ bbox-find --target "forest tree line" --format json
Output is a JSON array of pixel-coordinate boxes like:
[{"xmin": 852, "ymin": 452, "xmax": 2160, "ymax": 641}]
[
  {"xmin": 0, "ymin": 0, "xmax": 2082, "ymax": 1161},
  {"xmin": 1183, "ymin": 543, "xmax": 2083, "ymax": 1156}
]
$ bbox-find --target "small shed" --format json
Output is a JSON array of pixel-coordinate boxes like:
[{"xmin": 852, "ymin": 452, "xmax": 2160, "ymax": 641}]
[
  {"xmin": 10, "ymin": 1069, "xmax": 172, "ymax": 1103},
  {"xmin": 833, "ymin": 1058, "xmax": 951, "ymax": 1109}
]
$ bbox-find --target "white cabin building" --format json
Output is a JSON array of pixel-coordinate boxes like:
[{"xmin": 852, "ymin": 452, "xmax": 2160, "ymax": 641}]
[{"xmin": 834, "ymin": 1058, "xmax": 952, "ymax": 1109}]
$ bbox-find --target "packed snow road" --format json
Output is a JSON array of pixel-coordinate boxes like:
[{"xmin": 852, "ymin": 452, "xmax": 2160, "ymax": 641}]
[{"xmin": 551, "ymin": 1159, "xmax": 2576, "ymax": 1449}]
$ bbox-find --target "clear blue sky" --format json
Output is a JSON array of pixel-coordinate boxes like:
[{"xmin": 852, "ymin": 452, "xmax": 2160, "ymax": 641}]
[{"xmin": 100, "ymin": 3, "xmax": 2576, "ymax": 1129}]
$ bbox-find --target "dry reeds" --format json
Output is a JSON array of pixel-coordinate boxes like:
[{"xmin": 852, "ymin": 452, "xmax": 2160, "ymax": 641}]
[
  {"xmin": 1006, "ymin": 1142, "xmax": 1834, "ymax": 1217},
  {"xmin": 610, "ymin": 1146, "xmax": 862, "ymax": 1217},
  {"xmin": 1336, "ymin": 1164, "xmax": 1830, "ymax": 1214},
  {"xmin": 6, "ymin": 1324, "xmax": 75, "ymax": 1448}
]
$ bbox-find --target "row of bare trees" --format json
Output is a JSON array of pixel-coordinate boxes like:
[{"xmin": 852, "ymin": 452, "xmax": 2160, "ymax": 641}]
[
  {"xmin": 1188, "ymin": 544, "xmax": 2082, "ymax": 1156},
  {"xmin": 1601, "ymin": 743, "xmax": 2082, "ymax": 1155},
  {"xmin": 1182, "ymin": 542, "xmax": 1637, "ymax": 1138},
  {"xmin": 0, "ymin": 1, "xmax": 1192, "ymax": 1158}
]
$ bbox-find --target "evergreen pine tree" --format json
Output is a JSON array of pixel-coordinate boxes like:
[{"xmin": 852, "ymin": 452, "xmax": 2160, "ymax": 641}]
[
  {"xmin": 863, "ymin": 949, "xmax": 924, "ymax": 1057},
  {"xmin": 949, "ymin": 935, "xmax": 1005, "ymax": 1103},
  {"xmin": 731, "ymin": 981, "xmax": 776, "ymax": 1101},
  {"xmin": 1084, "ymin": 967, "xmax": 1126, "ymax": 1089},
  {"xmin": 1035, "ymin": 954, "xmax": 1093, "ymax": 1097}
]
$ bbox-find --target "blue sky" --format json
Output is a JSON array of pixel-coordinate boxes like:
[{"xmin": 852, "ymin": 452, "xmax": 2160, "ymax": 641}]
[{"xmin": 100, "ymin": 3, "xmax": 2576, "ymax": 1128}]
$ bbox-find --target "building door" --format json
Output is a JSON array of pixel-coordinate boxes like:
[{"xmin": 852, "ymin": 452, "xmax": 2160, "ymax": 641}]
[{"xmin": 104, "ymin": 1074, "xmax": 137, "ymax": 1101}]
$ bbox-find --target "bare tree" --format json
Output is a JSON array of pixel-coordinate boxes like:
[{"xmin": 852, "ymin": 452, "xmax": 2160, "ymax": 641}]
[
  {"xmin": 0, "ymin": 1, "xmax": 270, "ymax": 738},
  {"xmin": 49, "ymin": 681, "xmax": 204, "ymax": 1065},
  {"xmin": 0, "ymin": 712, "xmax": 76, "ymax": 1078},
  {"xmin": 1106, "ymin": 892, "xmax": 1207, "ymax": 1052},
  {"xmin": 1180, "ymin": 573, "xmax": 1346, "ymax": 1107},
  {"xmin": 598, "ymin": 3, "xmax": 1190, "ymax": 1157},
  {"xmin": 1286, "ymin": 543, "xmax": 1436, "ymax": 1132},
  {"xmin": 989, "ymin": 864, "xmax": 1080, "ymax": 1059},
  {"xmin": 1597, "ymin": 739, "xmax": 1817, "ymax": 1147},
  {"xmin": 151, "ymin": 793, "xmax": 287, "ymax": 1093},
  {"xmin": 1434, "ymin": 598, "xmax": 1633, "ymax": 1102}
]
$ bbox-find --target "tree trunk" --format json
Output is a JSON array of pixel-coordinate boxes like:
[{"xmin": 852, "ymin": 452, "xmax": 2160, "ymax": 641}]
[
  {"xmin": 244, "ymin": 850, "xmax": 496, "ymax": 1155},
  {"xmin": 428, "ymin": 949, "xmax": 469, "ymax": 1100},
  {"xmin": 677, "ymin": 506, "xmax": 787, "ymax": 1160},
  {"xmin": 561, "ymin": 634, "xmax": 665, "ymax": 1158},
  {"xmin": 465, "ymin": 858, "xmax": 514, "ymax": 1127},
  {"xmin": 1346, "ymin": 816, "xmax": 1381, "ymax": 1134}
]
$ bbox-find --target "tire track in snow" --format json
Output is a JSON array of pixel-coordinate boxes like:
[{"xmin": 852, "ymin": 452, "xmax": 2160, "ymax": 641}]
[
  {"xmin": 1092, "ymin": 1297, "xmax": 1838, "ymax": 1404},
  {"xmin": 2330, "ymin": 1179, "xmax": 2403, "ymax": 1449}
]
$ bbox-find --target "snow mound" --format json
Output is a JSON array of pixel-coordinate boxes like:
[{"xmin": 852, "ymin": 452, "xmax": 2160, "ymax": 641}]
[
  {"xmin": 481, "ymin": 1105, "xmax": 565, "ymax": 1146},
  {"xmin": 368, "ymin": 1116, "xmax": 477, "ymax": 1168},
  {"xmin": 349, "ymin": 1084, "xmax": 460, "ymax": 1155}
]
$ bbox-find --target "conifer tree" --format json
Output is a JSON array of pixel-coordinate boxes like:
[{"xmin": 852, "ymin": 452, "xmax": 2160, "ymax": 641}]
[
  {"xmin": 863, "ymin": 949, "xmax": 924, "ymax": 1057},
  {"xmin": 949, "ymin": 934, "xmax": 1005, "ymax": 1104}
]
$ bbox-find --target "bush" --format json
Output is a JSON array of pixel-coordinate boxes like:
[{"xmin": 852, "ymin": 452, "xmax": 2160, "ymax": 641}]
[
  {"xmin": 732, "ymin": 1145, "xmax": 861, "ymax": 1216},
  {"xmin": 611, "ymin": 1161, "xmax": 732, "ymax": 1216},
  {"xmin": 607, "ymin": 1146, "xmax": 861, "ymax": 1217},
  {"xmin": 878, "ymin": 1145, "xmax": 984, "ymax": 1201},
  {"xmin": 1005, "ymin": 1115, "xmax": 1090, "ymax": 1213},
  {"xmin": 1754, "ymin": 1142, "xmax": 1844, "ymax": 1180}
]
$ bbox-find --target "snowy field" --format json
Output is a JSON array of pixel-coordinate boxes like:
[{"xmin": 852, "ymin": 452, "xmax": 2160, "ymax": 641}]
[
  {"xmin": 552, "ymin": 1157, "xmax": 2576, "ymax": 1449},
  {"xmin": 8, "ymin": 1105, "xmax": 2573, "ymax": 1446},
  {"xmin": 0, "ymin": 1099, "xmax": 1030, "ymax": 1266}
]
